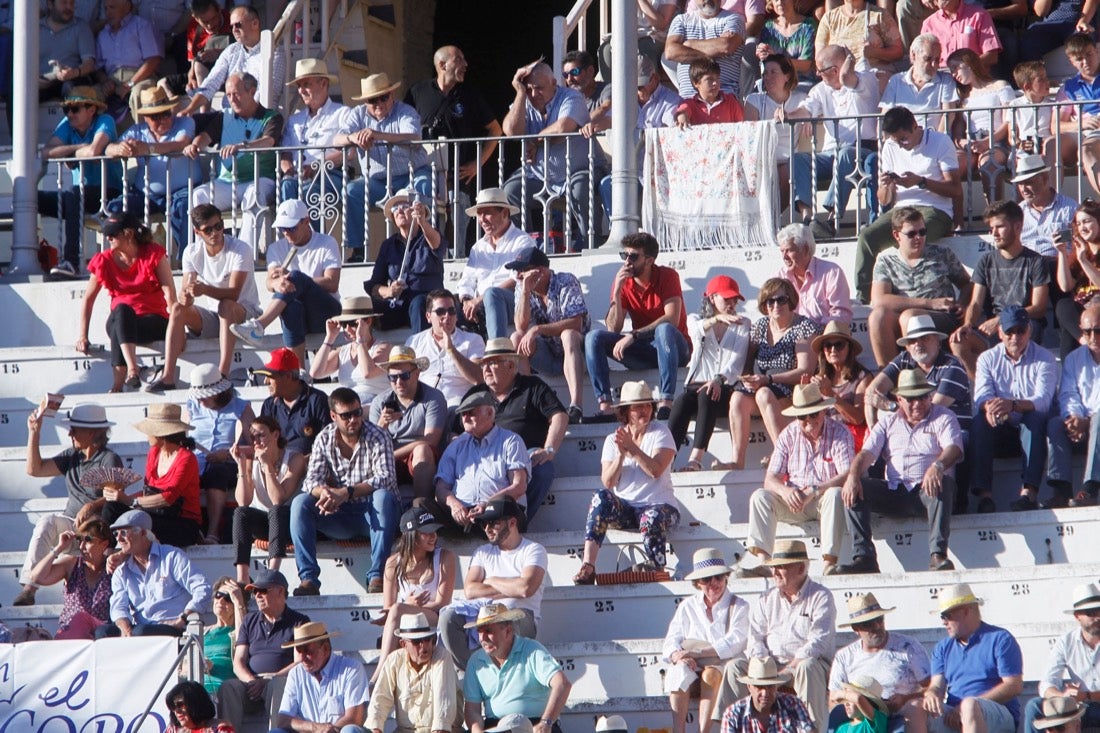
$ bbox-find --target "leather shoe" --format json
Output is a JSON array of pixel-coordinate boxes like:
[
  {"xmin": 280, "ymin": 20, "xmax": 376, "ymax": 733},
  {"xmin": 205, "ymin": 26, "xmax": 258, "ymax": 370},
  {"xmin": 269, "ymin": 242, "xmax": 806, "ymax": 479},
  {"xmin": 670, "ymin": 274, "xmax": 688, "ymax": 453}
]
[
  {"xmin": 976, "ymin": 497, "xmax": 996, "ymax": 514},
  {"xmin": 1009, "ymin": 495, "xmax": 1038, "ymax": 511},
  {"xmin": 929, "ymin": 553, "xmax": 955, "ymax": 571},
  {"xmin": 835, "ymin": 557, "xmax": 880, "ymax": 575},
  {"xmin": 293, "ymin": 580, "xmax": 320, "ymax": 596}
]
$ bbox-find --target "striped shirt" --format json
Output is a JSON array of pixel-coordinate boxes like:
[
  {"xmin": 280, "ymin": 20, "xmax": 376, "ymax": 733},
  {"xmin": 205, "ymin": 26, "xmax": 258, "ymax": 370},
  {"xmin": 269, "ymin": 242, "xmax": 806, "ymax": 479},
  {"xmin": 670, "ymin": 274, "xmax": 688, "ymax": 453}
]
[
  {"xmin": 861, "ymin": 404, "xmax": 962, "ymax": 491},
  {"xmin": 767, "ymin": 416, "xmax": 854, "ymax": 487},
  {"xmin": 721, "ymin": 692, "xmax": 815, "ymax": 733},
  {"xmin": 881, "ymin": 351, "xmax": 972, "ymax": 429},
  {"xmin": 748, "ymin": 578, "xmax": 836, "ymax": 663},
  {"xmin": 303, "ymin": 421, "xmax": 398, "ymax": 499}
]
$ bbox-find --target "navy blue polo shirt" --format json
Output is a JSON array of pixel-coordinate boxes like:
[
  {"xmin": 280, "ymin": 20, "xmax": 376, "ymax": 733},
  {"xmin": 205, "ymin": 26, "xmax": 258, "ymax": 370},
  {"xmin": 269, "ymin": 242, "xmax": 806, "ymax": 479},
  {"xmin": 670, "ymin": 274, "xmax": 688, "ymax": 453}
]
[
  {"xmin": 235, "ymin": 606, "xmax": 311, "ymax": 675},
  {"xmin": 261, "ymin": 382, "xmax": 331, "ymax": 455}
]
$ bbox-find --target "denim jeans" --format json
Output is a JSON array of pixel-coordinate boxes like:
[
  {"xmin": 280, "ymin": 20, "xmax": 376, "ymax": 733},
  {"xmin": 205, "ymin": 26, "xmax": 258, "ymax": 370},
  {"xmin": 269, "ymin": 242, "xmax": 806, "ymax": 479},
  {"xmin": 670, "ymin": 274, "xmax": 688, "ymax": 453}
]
[
  {"xmin": 289, "ymin": 488, "xmax": 400, "ymax": 584},
  {"xmin": 344, "ymin": 167, "xmax": 432, "ymax": 252},
  {"xmin": 584, "ymin": 323, "xmax": 690, "ymax": 403},
  {"xmin": 791, "ymin": 145, "xmax": 876, "ymax": 218},
  {"xmin": 525, "ymin": 459, "xmax": 555, "ymax": 524},
  {"xmin": 969, "ymin": 410, "xmax": 1049, "ymax": 493},
  {"xmin": 274, "ymin": 270, "xmax": 343, "ymax": 348},
  {"xmin": 503, "ymin": 164, "xmax": 609, "ymax": 250},
  {"xmin": 1046, "ymin": 413, "xmax": 1100, "ymax": 498},
  {"xmin": 483, "ymin": 286, "xmax": 516, "ymax": 340}
]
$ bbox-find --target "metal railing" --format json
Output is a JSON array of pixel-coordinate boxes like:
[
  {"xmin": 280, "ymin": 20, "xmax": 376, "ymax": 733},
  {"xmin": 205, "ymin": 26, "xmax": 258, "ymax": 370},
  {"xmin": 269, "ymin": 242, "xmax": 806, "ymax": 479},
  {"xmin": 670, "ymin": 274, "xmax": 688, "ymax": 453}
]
[{"xmin": 552, "ymin": 0, "xmax": 607, "ymax": 81}]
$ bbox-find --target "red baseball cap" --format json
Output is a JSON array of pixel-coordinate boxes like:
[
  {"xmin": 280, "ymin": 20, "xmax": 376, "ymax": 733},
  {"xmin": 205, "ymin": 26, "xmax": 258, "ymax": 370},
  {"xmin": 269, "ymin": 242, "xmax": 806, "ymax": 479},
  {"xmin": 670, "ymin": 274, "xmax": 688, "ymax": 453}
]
[
  {"xmin": 253, "ymin": 347, "xmax": 301, "ymax": 376},
  {"xmin": 704, "ymin": 275, "xmax": 744, "ymax": 301}
]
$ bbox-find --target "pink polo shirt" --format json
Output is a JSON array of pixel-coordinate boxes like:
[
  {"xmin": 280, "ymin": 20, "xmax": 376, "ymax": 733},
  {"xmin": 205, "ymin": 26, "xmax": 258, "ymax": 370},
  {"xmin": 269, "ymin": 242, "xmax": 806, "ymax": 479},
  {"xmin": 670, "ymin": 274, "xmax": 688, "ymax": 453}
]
[{"xmin": 920, "ymin": 2, "xmax": 1002, "ymax": 66}]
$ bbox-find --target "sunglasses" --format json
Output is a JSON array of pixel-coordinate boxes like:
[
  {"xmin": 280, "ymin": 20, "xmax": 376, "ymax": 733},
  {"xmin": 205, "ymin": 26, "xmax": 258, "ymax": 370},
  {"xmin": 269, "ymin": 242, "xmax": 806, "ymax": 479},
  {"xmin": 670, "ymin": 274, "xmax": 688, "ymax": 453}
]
[
  {"xmin": 432, "ymin": 306, "xmax": 457, "ymax": 317},
  {"xmin": 388, "ymin": 371, "xmax": 414, "ymax": 383},
  {"xmin": 764, "ymin": 295, "xmax": 790, "ymax": 307},
  {"xmin": 1083, "ymin": 327, "xmax": 1100, "ymax": 337},
  {"xmin": 170, "ymin": 699, "xmax": 188, "ymax": 711},
  {"xmin": 563, "ymin": 67, "xmax": 586, "ymax": 78},
  {"xmin": 822, "ymin": 340, "xmax": 848, "ymax": 350},
  {"xmin": 899, "ymin": 392, "xmax": 932, "ymax": 403},
  {"xmin": 252, "ymin": 587, "xmax": 270, "ymax": 595},
  {"xmin": 146, "ymin": 110, "xmax": 173, "ymax": 120},
  {"xmin": 391, "ymin": 203, "xmax": 411, "ymax": 213},
  {"xmin": 62, "ymin": 104, "xmax": 92, "ymax": 114},
  {"xmin": 795, "ymin": 412, "xmax": 822, "ymax": 422},
  {"xmin": 113, "ymin": 528, "xmax": 134, "ymax": 537},
  {"xmin": 335, "ymin": 407, "xmax": 363, "ymax": 420},
  {"xmin": 198, "ymin": 221, "xmax": 224, "ymax": 235},
  {"xmin": 230, "ymin": 20, "xmax": 246, "ymax": 29},
  {"xmin": 851, "ymin": 618, "xmax": 884, "ymax": 631},
  {"xmin": 214, "ymin": 591, "xmax": 230, "ymax": 601},
  {"xmin": 619, "ymin": 251, "xmax": 641, "ymax": 262},
  {"xmin": 77, "ymin": 534, "xmax": 100, "ymax": 543},
  {"xmin": 900, "ymin": 228, "xmax": 928, "ymax": 238},
  {"xmin": 365, "ymin": 92, "xmax": 390, "ymax": 105}
]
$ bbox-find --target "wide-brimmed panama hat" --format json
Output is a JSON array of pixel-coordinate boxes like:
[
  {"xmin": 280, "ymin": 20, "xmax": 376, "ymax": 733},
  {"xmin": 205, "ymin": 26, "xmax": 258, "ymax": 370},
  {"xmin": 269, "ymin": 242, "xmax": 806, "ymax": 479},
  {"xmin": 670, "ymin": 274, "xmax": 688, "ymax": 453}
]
[
  {"xmin": 462, "ymin": 603, "xmax": 527, "ymax": 629},
  {"xmin": 843, "ymin": 676, "xmax": 888, "ymax": 713},
  {"xmin": 763, "ymin": 539, "xmax": 809, "ymax": 566},
  {"xmin": 684, "ymin": 547, "xmax": 735, "ymax": 581},
  {"xmin": 897, "ymin": 313, "xmax": 947, "ymax": 346},
  {"xmin": 475, "ymin": 337, "xmax": 522, "ymax": 363},
  {"xmin": 932, "ymin": 583, "xmax": 984, "ymax": 615},
  {"xmin": 133, "ymin": 403, "xmax": 193, "ymax": 437},
  {"xmin": 464, "ymin": 187, "xmax": 520, "ymax": 216},
  {"xmin": 286, "ymin": 57, "xmax": 338, "ymax": 85},
  {"xmin": 135, "ymin": 86, "xmax": 180, "ymax": 115},
  {"xmin": 333, "ymin": 296, "xmax": 377, "ymax": 323},
  {"xmin": 1010, "ymin": 153, "xmax": 1051, "ymax": 183},
  {"xmin": 281, "ymin": 621, "xmax": 341, "ymax": 648},
  {"xmin": 614, "ymin": 380, "xmax": 656, "ymax": 407},
  {"xmin": 838, "ymin": 592, "xmax": 896, "ymax": 627},
  {"xmin": 1034, "ymin": 697, "xmax": 1087, "ymax": 730},
  {"xmin": 780, "ymin": 383, "xmax": 836, "ymax": 417},
  {"xmin": 810, "ymin": 320, "xmax": 862, "ymax": 356},
  {"xmin": 737, "ymin": 656, "xmax": 792, "ymax": 686},
  {"xmin": 1066, "ymin": 582, "xmax": 1100, "ymax": 614},
  {"xmin": 892, "ymin": 369, "xmax": 936, "ymax": 398},
  {"xmin": 59, "ymin": 404, "xmax": 114, "ymax": 429},
  {"xmin": 351, "ymin": 72, "xmax": 401, "ymax": 101},
  {"xmin": 394, "ymin": 612, "xmax": 437, "ymax": 640},
  {"xmin": 382, "ymin": 187, "xmax": 417, "ymax": 218},
  {"xmin": 379, "ymin": 345, "xmax": 429, "ymax": 371},
  {"xmin": 188, "ymin": 363, "xmax": 233, "ymax": 401}
]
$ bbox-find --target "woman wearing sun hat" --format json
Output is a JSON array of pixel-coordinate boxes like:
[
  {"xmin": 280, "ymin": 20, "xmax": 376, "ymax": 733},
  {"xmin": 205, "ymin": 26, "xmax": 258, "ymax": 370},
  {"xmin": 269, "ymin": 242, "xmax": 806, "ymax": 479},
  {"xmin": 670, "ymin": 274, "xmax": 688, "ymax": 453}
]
[
  {"xmin": 101, "ymin": 404, "xmax": 202, "ymax": 547},
  {"xmin": 310, "ymin": 296, "xmax": 390, "ymax": 404},
  {"xmin": 573, "ymin": 381, "xmax": 680, "ymax": 584},
  {"xmin": 184, "ymin": 364, "xmax": 255, "ymax": 543},
  {"xmin": 810, "ymin": 320, "xmax": 872, "ymax": 450},
  {"xmin": 663, "ymin": 548, "xmax": 749, "ymax": 733}
]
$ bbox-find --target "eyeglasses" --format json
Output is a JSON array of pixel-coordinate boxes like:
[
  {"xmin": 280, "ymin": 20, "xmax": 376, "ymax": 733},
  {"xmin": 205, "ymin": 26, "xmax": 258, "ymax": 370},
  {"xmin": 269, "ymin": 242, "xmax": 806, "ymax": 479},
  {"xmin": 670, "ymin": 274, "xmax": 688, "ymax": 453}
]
[
  {"xmin": 62, "ymin": 104, "xmax": 91, "ymax": 114},
  {"xmin": 1079, "ymin": 607, "xmax": 1100, "ymax": 617},
  {"xmin": 1083, "ymin": 327, "xmax": 1100, "ymax": 337},
  {"xmin": 77, "ymin": 534, "xmax": 99, "ymax": 543},
  {"xmin": 432, "ymin": 306, "xmax": 457, "ymax": 317},
  {"xmin": 230, "ymin": 20, "xmax": 246, "ymax": 29},
  {"xmin": 391, "ymin": 203, "xmax": 411, "ymax": 213},
  {"xmin": 764, "ymin": 295, "xmax": 790, "ymax": 307},
  {"xmin": 388, "ymin": 371, "xmax": 414, "ymax": 383},
  {"xmin": 851, "ymin": 618, "xmax": 884, "ymax": 631},
  {"xmin": 146, "ymin": 110, "xmax": 173, "ymax": 120},
  {"xmin": 619, "ymin": 250, "xmax": 641, "ymax": 262},
  {"xmin": 481, "ymin": 360, "xmax": 509, "ymax": 370},
  {"xmin": 335, "ymin": 407, "xmax": 363, "ymax": 420},
  {"xmin": 699, "ymin": 574, "xmax": 729, "ymax": 584},
  {"xmin": 563, "ymin": 67, "xmax": 586, "ymax": 78},
  {"xmin": 198, "ymin": 221, "xmax": 224, "ymax": 235},
  {"xmin": 252, "ymin": 587, "xmax": 270, "ymax": 595},
  {"xmin": 170, "ymin": 699, "xmax": 188, "ymax": 712},
  {"xmin": 816, "ymin": 64, "xmax": 837, "ymax": 74},
  {"xmin": 214, "ymin": 591, "xmax": 230, "ymax": 601},
  {"xmin": 113, "ymin": 528, "xmax": 134, "ymax": 537},
  {"xmin": 822, "ymin": 340, "xmax": 848, "ymax": 350},
  {"xmin": 796, "ymin": 412, "xmax": 822, "ymax": 422},
  {"xmin": 899, "ymin": 228, "xmax": 928, "ymax": 238},
  {"xmin": 409, "ymin": 636, "xmax": 436, "ymax": 645},
  {"xmin": 365, "ymin": 93, "xmax": 390, "ymax": 105}
]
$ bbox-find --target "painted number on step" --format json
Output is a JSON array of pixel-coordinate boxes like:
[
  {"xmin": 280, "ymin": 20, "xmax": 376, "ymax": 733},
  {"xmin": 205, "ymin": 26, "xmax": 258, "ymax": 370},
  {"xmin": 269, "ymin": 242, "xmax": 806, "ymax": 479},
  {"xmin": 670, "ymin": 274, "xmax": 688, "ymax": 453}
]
[
  {"xmin": 747, "ymin": 431, "xmax": 767, "ymax": 444},
  {"xmin": 695, "ymin": 487, "xmax": 716, "ymax": 500},
  {"xmin": 556, "ymin": 658, "xmax": 576, "ymax": 671},
  {"xmin": 1011, "ymin": 583, "xmax": 1030, "ymax": 596},
  {"xmin": 851, "ymin": 321, "xmax": 869, "ymax": 333},
  {"xmin": 124, "ymin": 457, "xmax": 134, "ymax": 469},
  {"xmin": 977, "ymin": 530, "xmax": 998, "ymax": 542},
  {"xmin": 928, "ymin": 586, "xmax": 943, "ymax": 599},
  {"xmin": 818, "ymin": 245, "xmax": 840, "ymax": 258},
  {"xmin": 0, "ymin": 363, "xmax": 20, "ymax": 374},
  {"xmin": 334, "ymin": 557, "xmax": 354, "ymax": 567},
  {"xmin": 1057, "ymin": 524, "xmax": 1075, "ymax": 536},
  {"xmin": 72, "ymin": 360, "xmax": 91, "ymax": 371},
  {"xmin": 594, "ymin": 600, "xmax": 615, "ymax": 613},
  {"xmin": 893, "ymin": 533, "xmax": 912, "ymax": 546},
  {"xmin": 638, "ymin": 655, "xmax": 660, "ymax": 667},
  {"xmin": 542, "ymin": 493, "xmax": 556, "ymax": 506},
  {"xmin": 565, "ymin": 548, "xmax": 582, "ymax": 560},
  {"xmin": 0, "ymin": 414, "xmax": 7, "ymax": 425},
  {"xmin": 808, "ymin": 537, "xmax": 821, "ymax": 547},
  {"xmin": 737, "ymin": 249, "xmax": 763, "ymax": 263},
  {"xmin": 234, "ymin": 352, "xmax": 243, "ymax": 363},
  {"xmin": 349, "ymin": 610, "xmax": 370, "ymax": 622},
  {"xmin": 667, "ymin": 259, "xmax": 687, "ymax": 270},
  {"xmin": 577, "ymin": 439, "xmax": 598, "ymax": 452}
]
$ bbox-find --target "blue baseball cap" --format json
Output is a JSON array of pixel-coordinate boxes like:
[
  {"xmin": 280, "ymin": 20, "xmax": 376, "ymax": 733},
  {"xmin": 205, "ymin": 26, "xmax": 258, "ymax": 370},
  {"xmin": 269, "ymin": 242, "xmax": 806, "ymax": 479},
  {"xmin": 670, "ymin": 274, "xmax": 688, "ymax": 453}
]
[{"xmin": 998, "ymin": 305, "xmax": 1030, "ymax": 332}]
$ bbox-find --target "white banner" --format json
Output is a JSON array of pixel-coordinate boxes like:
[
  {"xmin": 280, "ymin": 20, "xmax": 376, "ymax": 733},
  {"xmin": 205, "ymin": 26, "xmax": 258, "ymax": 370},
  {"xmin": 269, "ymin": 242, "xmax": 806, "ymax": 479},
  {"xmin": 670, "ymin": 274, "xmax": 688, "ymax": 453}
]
[{"xmin": 0, "ymin": 637, "xmax": 177, "ymax": 732}]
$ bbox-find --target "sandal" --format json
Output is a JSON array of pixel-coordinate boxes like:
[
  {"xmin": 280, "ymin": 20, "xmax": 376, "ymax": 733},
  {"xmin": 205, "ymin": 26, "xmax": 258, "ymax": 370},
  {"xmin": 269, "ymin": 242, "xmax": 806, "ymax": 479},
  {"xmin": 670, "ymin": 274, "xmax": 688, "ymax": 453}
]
[
  {"xmin": 677, "ymin": 460, "xmax": 703, "ymax": 473},
  {"xmin": 573, "ymin": 561, "xmax": 596, "ymax": 585}
]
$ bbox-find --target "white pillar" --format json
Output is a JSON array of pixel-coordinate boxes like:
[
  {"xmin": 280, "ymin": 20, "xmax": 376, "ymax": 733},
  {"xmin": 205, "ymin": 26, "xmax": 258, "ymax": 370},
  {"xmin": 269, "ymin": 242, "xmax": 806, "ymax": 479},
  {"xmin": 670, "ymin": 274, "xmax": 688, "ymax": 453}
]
[
  {"xmin": 603, "ymin": 0, "xmax": 640, "ymax": 248},
  {"xmin": 10, "ymin": 0, "xmax": 42, "ymax": 275}
]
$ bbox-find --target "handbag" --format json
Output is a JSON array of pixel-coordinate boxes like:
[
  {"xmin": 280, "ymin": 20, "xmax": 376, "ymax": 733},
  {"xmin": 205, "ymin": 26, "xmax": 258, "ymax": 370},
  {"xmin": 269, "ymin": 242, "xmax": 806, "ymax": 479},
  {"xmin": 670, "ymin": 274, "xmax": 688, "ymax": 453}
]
[{"xmin": 595, "ymin": 544, "xmax": 671, "ymax": 585}]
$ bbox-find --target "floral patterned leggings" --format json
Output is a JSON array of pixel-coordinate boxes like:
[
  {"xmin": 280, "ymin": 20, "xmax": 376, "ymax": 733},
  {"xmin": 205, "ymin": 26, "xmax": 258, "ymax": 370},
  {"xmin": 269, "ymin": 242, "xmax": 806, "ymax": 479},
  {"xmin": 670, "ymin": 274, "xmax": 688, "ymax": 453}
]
[{"xmin": 583, "ymin": 489, "xmax": 681, "ymax": 569}]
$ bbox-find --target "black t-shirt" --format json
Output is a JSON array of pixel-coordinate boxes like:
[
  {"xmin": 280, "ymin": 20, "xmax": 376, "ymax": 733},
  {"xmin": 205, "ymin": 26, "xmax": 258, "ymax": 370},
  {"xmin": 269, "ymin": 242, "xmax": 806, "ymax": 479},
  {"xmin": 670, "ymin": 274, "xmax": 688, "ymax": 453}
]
[
  {"xmin": 404, "ymin": 79, "xmax": 496, "ymax": 164},
  {"xmin": 463, "ymin": 375, "xmax": 566, "ymax": 449}
]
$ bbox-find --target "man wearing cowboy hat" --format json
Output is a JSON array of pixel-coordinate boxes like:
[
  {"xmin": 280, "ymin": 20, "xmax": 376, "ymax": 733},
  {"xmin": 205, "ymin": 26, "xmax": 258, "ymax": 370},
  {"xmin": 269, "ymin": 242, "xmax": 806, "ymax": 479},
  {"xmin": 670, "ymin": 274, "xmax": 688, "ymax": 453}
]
[
  {"xmin": 712, "ymin": 540, "xmax": 836, "ymax": 730},
  {"xmin": 13, "ymin": 403, "xmax": 122, "ymax": 607},
  {"xmin": 365, "ymin": 188, "xmax": 446, "ymax": 330},
  {"xmin": 183, "ymin": 71, "xmax": 283, "ymax": 251},
  {"xmin": 97, "ymin": 509, "xmax": 212, "ymax": 638},
  {"xmin": 370, "ymin": 345, "xmax": 448, "ymax": 501},
  {"xmin": 1048, "ymin": 305, "xmax": 1100, "ymax": 508},
  {"xmin": 36, "ymin": 85, "xmax": 124, "ymax": 278},
  {"xmin": 506, "ymin": 247, "xmax": 590, "ymax": 421},
  {"xmin": 366, "ymin": 612, "xmax": 462, "ymax": 733},
  {"xmin": 105, "ymin": 85, "xmax": 202, "ymax": 257},
  {"xmin": 291, "ymin": 387, "xmax": 400, "ymax": 596},
  {"xmin": 406, "ymin": 289, "xmax": 486, "ymax": 408},
  {"xmin": 257, "ymin": 347, "xmax": 332, "ymax": 455},
  {"xmin": 145, "ymin": 202, "xmax": 261, "ymax": 393},
  {"xmin": 719, "ymin": 656, "xmax": 815, "ymax": 733},
  {"xmin": 334, "ymin": 71, "xmax": 433, "ymax": 259},
  {"xmin": 829, "ymin": 593, "xmax": 932, "ymax": 733},
  {"xmin": 180, "ymin": 4, "xmax": 287, "ymax": 115},
  {"xmin": 923, "ymin": 583, "xmax": 1023, "ymax": 733},
  {"xmin": 232, "ymin": 197, "xmax": 343, "ymax": 366},
  {"xmin": 438, "ymin": 497, "xmax": 546, "ymax": 670},
  {"xmin": 1033, "ymin": 698, "xmax": 1088, "ymax": 733},
  {"xmin": 279, "ymin": 58, "xmax": 348, "ymax": 227},
  {"xmin": 460, "ymin": 338, "xmax": 568, "ymax": 521},
  {"xmin": 462, "ymin": 602, "xmax": 571, "ymax": 733},
  {"xmin": 950, "ymin": 200, "xmax": 1051, "ymax": 380},
  {"xmin": 501, "ymin": 59, "xmax": 607, "ymax": 251},
  {"xmin": 434, "ymin": 393, "xmax": 531, "ymax": 529},
  {"xmin": 1024, "ymin": 582, "xmax": 1100, "ymax": 733},
  {"xmin": 968, "ymin": 303, "xmax": 1058, "ymax": 513},
  {"xmin": 740, "ymin": 383, "xmax": 852, "ymax": 578},
  {"xmin": 272, "ymin": 621, "xmax": 370, "ymax": 733},
  {"xmin": 867, "ymin": 206, "xmax": 972, "ymax": 366},
  {"xmin": 218, "ymin": 568, "xmax": 311, "ymax": 732},
  {"xmin": 840, "ymin": 368, "xmax": 962, "ymax": 573},
  {"xmin": 1013, "ymin": 153, "xmax": 1077, "ymax": 262},
  {"xmin": 456, "ymin": 188, "xmax": 538, "ymax": 340}
]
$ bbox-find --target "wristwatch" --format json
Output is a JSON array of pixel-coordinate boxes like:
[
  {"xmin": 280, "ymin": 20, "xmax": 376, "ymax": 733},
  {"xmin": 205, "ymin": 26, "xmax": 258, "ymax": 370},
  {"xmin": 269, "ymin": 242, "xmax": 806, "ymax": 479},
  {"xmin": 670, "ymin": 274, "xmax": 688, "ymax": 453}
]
[
  {"xmin": 918, "ymin": 176, "xmax": 928, "ymax": 189},
  {"xmin": 540, "ymin": 720, "xmax": 557, "ymax": 728},
  {"xmin": 543, "ymin": 446, "xmax": 555, "ymax": 455}
]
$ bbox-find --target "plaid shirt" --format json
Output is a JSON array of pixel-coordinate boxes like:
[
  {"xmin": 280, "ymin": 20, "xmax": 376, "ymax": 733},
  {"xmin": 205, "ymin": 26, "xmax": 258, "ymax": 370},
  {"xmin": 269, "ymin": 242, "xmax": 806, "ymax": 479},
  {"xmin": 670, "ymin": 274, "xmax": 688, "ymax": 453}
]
[
  {"xmin": 767, "ymin": 417, "xmax": 853, "ymax": 487},
  {"xmin": 861, "ymin": 404, "xmax": 962, "ymax": 491},
  {"xmin": 304, "ymin": 421, "xmax": 398, "ymax": 499},
  {"xmin": 721, "ymin": 692, "xmax": 816, "ymax": 733}
]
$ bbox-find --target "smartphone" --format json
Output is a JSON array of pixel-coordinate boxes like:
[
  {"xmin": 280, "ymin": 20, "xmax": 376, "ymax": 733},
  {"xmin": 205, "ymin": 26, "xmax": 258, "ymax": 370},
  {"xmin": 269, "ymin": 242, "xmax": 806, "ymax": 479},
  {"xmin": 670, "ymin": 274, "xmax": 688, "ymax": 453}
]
[
  {"xmin": 1057, "ymin": 228, "xmax": 1073, "ymax": 243},
  {"xmin": 383, "ymin": 394, "xmax": 402, "ymax": 413}
]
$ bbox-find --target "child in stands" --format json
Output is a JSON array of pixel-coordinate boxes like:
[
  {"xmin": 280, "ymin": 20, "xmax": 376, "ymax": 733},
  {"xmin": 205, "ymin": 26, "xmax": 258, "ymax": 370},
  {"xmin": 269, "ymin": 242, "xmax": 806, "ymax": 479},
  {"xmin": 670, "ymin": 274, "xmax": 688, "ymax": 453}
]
[
  {"xmin": 1011, "ymin": 60, "xmax": 1075, "ymax": 178},
  {"xmin": 675, "ymin": 59, "xmax": 745, "ymax": 128},
  {"xmin": 1058, "ymin": 33, "xmax": 1100, "ymax": 196}
]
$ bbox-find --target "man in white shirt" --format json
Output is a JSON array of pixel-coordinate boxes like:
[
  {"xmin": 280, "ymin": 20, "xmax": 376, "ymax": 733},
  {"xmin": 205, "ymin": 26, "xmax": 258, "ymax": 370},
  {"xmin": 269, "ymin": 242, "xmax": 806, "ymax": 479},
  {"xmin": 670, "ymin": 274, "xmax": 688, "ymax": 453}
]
[
  {"xmin": 790, "ymin": 46, "xmax": 881, "ymax": 238},
  {"xmin": 456, "ymin": 187, "xmax": 537, "ymax": 340},
  {"xmin": 146, "ymin": 203, "xmax": 260, "ymax": 392},
  {"xmin": 879, "ymin": 35, "xmax": 959, "ymax": 133},
  {"xmin": 231, "ymin": 199, "xmax": 342, "ymax": 366},
  {"xmin": 1047, "ymin": 305, "xmax": 1100, "ymax": 507},
  {"xmin": 437, "ymin": 497, "xmax": 547, "ymax": 670},
  {"xmin": 406, "ymin": 289, "xmax": 486, "ymax": 407},
  {"xmin": 854, "ymin": 105, "xmax": 961, "ymax": 301}
]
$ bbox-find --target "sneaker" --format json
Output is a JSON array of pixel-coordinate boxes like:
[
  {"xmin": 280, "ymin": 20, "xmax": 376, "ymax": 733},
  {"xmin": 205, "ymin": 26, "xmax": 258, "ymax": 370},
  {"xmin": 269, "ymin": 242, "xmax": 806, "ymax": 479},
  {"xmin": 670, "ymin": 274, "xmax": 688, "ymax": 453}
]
[
  {"xmin": 1009, "ymin": 495, "xmax": 1038, "ymax": 512},
  {"xmin": 50, "ymin": 261, "xmax": 79, "ymax": 279},
  {"xmin": 11, "ymin": 586, "xmax": 36, "ymax": 606},
  {"xmin": 975, "ymin": 496, "xmax": 996, "ymax": 514},
  {"xmin": 929, "ymin": 553, "xmax": 955, "ymax": 571},
  {"xmin": 230, "ymin": 318, "xmax": 266, "ymax": 347},
  {"xmin": 567, "ymin": 405, "xmax": 583, "ymax": 424},
  {"xmin": 835, "ymin": 556, "xmax": 880, "ymax": 575},
  {"xmin": 367, "ymin": 577, "xmax": 383, "ymax": 593},
  {"xmin": 292, "ymin": 580, "xmax": 320, "ymax": 596}
]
